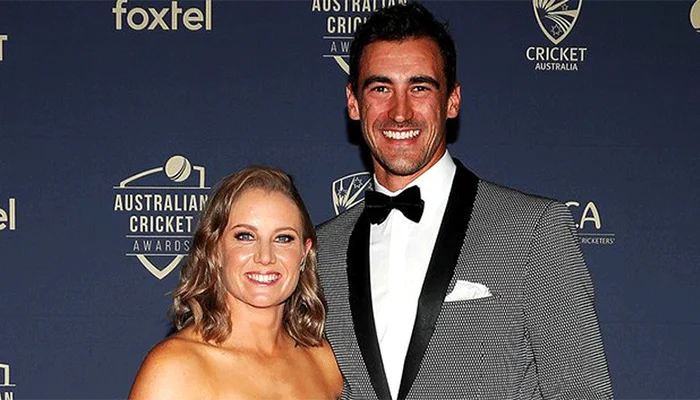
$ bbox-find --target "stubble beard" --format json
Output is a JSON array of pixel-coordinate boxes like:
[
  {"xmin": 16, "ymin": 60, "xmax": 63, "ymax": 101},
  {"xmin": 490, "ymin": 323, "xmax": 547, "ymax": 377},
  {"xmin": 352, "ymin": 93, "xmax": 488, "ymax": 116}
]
[
  {"xmin": 365, "ymin": 119, "xmax": 432, "ymax": 177},
  {"xmin": 372, "ymin": 149, "xmax": 430, "ymax": 177}
]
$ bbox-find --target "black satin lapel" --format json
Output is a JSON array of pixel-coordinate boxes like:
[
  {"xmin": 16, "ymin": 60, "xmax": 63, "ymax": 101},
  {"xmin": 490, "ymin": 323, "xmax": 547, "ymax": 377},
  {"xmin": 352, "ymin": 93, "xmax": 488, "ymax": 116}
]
[
  {"xmin": 397, "ymin": 160, "xmax": 479, "ymax": 400},
  {"xmin": 347, "ymin": 212, "xmax": 392, "ymax": 400}
]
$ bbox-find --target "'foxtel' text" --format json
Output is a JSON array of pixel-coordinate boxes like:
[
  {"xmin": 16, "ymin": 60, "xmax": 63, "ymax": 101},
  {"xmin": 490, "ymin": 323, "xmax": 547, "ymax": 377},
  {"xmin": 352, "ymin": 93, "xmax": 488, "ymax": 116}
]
[
  {"xmin": 0, "ymin": 198, "xmax": 16, "ymax": 231},
  {"xmin": 113, "ymin": 0, "xmax": 212, "ymax": 31},
  {"xmin": 0, "ymin": 35, "xmax": 8, "ymax": 62}
]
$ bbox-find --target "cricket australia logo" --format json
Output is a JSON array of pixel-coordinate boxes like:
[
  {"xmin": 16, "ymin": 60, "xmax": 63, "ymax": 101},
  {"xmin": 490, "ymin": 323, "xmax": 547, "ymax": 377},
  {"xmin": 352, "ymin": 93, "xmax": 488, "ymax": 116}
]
[
  {"xmin": 526, "ymin": 0, "xmax": 587, "ymax": 71},
  {"xmin": 113, "ymin": 155, "xmax": 209, "ymax": 279},
  {"xmin": 332, "ymin": 172, "xmax": 372, "ymax": 215},
  {"xmin": 533, "ymin": 0, "xmax": 582, "ymax": 45},
  {"xmin": 691, "ymin": 0, "xmax": 700, "ymax": 33}
]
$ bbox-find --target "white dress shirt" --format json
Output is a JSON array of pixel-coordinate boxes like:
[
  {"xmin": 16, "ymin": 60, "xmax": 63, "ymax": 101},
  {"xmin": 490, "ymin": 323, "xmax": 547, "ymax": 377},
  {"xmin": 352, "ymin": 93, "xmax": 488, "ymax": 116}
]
[{"xmin": 369, "ymin": 151, "xmax": 456, "ymax": 400}]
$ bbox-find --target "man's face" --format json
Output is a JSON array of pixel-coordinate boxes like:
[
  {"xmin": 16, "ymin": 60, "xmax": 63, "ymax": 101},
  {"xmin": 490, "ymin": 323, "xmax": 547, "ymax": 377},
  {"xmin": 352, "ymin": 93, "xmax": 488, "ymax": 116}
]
[{"xmin": 347, "ymin": 37, "xmax": 461, "ymax": 187}]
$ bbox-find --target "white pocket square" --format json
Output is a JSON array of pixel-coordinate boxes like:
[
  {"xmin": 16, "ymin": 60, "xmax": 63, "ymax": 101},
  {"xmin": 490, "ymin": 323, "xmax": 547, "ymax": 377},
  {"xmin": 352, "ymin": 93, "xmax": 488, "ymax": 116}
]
[{"xmin": 444, "ymin": 280, "xmax": 492, "ymax": 302}]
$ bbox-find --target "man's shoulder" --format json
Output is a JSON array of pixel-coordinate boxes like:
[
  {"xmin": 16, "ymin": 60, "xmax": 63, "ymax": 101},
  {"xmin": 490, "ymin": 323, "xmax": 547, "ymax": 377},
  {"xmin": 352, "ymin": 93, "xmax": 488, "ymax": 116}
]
[
  {"xmin": 476, "ymin": 178, "xmax": 558, "ymax": 210},
  {"xmin": 452, "ymin": 159, "xmax": 557, "ymax": 213},
  {"xmin": 316, "ymin": 203, "xmax": 364, "ymax": 238},
  {"xmin": 472, "ymin": 178, "xmax": 570, "ymax": 227},
  {"xmin": 315, "ymin": 205, "xmax": 363, "ymax": 270}
]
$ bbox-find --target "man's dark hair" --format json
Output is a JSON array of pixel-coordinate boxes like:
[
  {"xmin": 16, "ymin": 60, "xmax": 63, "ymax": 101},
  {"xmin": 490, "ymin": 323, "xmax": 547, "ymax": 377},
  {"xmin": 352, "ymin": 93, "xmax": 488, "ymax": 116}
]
[{"xmin": 348, "ymin": 2, "xmax": 457, "ymax": 95}]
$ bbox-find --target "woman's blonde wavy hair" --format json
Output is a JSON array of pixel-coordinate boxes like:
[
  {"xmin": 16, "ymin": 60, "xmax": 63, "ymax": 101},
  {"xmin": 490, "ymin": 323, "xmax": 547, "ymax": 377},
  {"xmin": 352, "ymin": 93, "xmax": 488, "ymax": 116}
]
[{"xmin": 171, "ymin": 166, "xmax": 325, "ymax": 347}]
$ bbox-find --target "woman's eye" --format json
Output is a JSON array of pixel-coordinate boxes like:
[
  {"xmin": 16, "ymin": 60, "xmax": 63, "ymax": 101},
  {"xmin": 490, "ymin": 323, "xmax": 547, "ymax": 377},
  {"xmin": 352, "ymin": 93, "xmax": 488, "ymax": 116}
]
[
  {"xmin": 235, "ymin": 232, "xmax": 254, "ymax": 241},
  {"xmin": 275, "ymin": 234, "xmax": 295, "ymax": 243}
]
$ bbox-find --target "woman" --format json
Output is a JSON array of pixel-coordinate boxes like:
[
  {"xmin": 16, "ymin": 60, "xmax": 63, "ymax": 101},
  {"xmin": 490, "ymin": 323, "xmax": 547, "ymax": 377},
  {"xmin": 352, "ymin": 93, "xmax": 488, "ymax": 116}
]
[{"xmin": 129, "ymin": 166, "xmax": 343, "ymax": 400}]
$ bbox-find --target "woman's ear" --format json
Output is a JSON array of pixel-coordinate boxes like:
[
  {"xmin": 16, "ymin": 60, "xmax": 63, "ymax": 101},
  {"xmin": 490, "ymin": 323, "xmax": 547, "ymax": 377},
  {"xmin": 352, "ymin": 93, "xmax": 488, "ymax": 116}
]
[{"xmin": 304, "ymin": 238, "xmax": 313, "ymax": 256}]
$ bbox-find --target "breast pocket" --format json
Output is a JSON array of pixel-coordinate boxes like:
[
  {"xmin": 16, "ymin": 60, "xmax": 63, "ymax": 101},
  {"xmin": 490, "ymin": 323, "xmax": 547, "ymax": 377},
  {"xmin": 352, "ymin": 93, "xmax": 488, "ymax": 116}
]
[
  {"xmin": 437, "ymin": 292, "xmax": 504, "ymax": 334},
  {"xmin": 431, "ymin": 292, "xmax": 525, "ymax": 394}
]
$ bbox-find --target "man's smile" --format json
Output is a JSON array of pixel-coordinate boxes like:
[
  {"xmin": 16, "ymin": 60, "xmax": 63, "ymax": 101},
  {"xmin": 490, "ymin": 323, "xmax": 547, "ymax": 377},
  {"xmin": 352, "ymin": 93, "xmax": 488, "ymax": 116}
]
[{"xmin": 382, "ymin": 129, "xmax": 420, "ymax": 140}]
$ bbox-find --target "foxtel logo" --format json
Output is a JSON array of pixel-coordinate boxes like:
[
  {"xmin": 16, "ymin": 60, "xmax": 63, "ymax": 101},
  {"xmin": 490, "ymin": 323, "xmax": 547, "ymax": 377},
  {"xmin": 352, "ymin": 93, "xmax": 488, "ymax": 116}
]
[
  {"xmin": 0, "ymin": 362, "xmax": 14, "ymax": 386},
  {"xmin": 0, "ymin": 35, "xmax": 7, "ymax": 62},
  {"xmin": 0, "ymin": 198, "xmax": 16, "ymax": 231},
  {"xmin": 113, "ymin": 0, "xmax": 212, "ymax": 31}
]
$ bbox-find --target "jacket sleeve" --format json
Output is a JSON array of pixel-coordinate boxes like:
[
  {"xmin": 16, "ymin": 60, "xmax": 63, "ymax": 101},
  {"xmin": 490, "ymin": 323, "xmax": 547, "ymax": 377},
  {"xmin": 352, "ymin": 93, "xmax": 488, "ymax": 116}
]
[
  {"xmin": 340, "ymin": 377, "xmax": 353, "ymax": 400},
  {"xmin": 524, "ymin": 201, "xmax": 614, "ymax": 399}
]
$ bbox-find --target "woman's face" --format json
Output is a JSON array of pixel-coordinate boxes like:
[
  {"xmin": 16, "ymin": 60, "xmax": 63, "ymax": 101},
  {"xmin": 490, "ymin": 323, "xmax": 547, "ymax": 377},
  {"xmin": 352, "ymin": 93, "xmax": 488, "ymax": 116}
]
[{"xmin": 218, "ymin": 188, "xmax": 311, "ymax": 311}]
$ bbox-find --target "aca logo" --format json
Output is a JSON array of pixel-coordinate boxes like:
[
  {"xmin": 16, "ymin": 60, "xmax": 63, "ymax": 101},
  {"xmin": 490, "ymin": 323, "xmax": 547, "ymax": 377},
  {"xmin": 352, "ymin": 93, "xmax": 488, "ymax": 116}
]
[
  {"xmin": 691, "ymin": 0, "xmax": 700, "ymax": 33},
  {"xmin": 0, "ymin": 198, "xmax": 16, "ymax": 232},
  {"xmin": 113, "ymin": 155, "xmax": 210, "ymax": 279},
  {"xmin": 565, "ymin": 200, "xmax": 616, "ymax": 246},
  {"xmin": 0, "ymin": 362, "xmax": 16, "ymax": 400},
  {"xmin": 525, "ymin": 0, "xmax": 588, "ymax": 71},
  {"xmin": 332, "ymin": 171, "xmax": 372, "ymax": 215},
  {"xmin": 311, "ymin": 0, "xmax": 406, "ymax": 74},
  {"xmin": 0, "ymin": 35, "xmax": 7, "ymax": 62},
  {"xmin": 112, "ymin": 0, "xmax": 212, "ymax": 31}
]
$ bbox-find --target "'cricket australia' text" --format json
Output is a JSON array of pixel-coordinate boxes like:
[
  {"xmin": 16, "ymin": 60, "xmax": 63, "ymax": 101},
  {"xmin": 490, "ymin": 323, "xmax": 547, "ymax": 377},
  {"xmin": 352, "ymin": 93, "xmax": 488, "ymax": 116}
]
[{"xmin": 526, "ymin": 46, "xmax": 588, "ymax": 71}]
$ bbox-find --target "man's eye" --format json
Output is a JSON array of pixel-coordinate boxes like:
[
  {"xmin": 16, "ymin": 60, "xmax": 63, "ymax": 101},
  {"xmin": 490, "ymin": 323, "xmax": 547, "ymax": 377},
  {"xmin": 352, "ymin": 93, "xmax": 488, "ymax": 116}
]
[
  {"xmin": 370, "ymin": 86, "xmax": 388, "ymax": 93},
  {"xmin": 235, "ymin": 232, "xmax": 254, "ymax": 241},
  {"xmin": 412, "ymin": 86, "xmax": 430, "ymax": 92},
  {"xmin": 276, "ymin": 234, "xmax": 295, "ymax": 243}
]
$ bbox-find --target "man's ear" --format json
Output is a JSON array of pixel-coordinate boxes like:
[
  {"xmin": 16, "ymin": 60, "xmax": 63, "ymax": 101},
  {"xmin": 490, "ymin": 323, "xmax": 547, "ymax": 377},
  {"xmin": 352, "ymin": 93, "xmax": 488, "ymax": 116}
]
[
  {"xmin": 447, "ymin": 82, "xmax": 461, "ymax": 119},
  {"xmin": 346, "ymin": 84, "xmax": 361, "ymax": 121}
]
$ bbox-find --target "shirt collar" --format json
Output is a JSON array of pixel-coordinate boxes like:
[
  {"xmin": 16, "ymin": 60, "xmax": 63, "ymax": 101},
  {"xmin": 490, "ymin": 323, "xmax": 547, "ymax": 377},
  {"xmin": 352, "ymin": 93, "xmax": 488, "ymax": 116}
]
[{"xmin": 373, "ymin": 150, "xmax": 456, "ymax": 215}]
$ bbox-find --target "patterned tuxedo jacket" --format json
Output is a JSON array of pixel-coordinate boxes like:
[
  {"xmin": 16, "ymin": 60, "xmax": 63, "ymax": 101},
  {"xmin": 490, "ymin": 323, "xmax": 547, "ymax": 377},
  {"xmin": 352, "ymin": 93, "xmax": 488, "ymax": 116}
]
[{"xmin": 316, "ymin": 160, "xmax": 613, "ymax": 400}]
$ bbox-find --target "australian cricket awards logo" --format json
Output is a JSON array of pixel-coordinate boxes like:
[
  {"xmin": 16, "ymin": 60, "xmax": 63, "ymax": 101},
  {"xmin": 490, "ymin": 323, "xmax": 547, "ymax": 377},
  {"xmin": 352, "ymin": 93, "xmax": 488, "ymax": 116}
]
[
  {"xmin": 113, "ymin": 155, "xmax": 209, "ymax": 279},
  {"xmin": 332, "ymin": 171, "xmax": 372, "ymax": 215},
  {"xmin": 691, "ymin": 0, "xmax": 700, "ymax": 33},
  {"xmin": 526, "ymin": 0, "xmax": 588, "ymax": 71},
  {"xmin": 565, "ymin": 200, "xmax": 616, "ymax": 246},
  {"xmin": 311, "ymin": 0, "xmax": 406, "ymax": 74},
  {"xmin": 0, "ymin": 362, "xmax": 16, "ymax": 400}
]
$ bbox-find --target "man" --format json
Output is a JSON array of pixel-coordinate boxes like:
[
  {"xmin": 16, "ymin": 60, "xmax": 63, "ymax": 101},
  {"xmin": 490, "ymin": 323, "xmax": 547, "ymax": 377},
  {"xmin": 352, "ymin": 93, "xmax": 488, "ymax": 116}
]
[{"xmin": 317, "ymin": 3, "xmax": 613, "ymax": 399}]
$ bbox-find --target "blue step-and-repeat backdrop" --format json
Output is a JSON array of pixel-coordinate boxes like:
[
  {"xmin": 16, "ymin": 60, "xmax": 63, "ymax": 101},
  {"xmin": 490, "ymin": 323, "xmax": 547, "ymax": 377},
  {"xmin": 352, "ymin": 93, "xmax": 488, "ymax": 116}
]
[{"xmin": 1, "ymin": 0, "xmax": 699, "ymax": 398}]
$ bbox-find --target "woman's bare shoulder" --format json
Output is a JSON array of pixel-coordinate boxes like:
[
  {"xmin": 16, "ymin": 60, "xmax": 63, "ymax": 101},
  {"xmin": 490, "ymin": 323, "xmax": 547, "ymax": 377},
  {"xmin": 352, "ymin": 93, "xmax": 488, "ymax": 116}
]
[
  {"xmin": 308, "ymin": 339, "xmax": 337, "ymax": 363},
  {"xmin": 128, "ymin": 327, "xmax": 213, "ymax": 400},
  {"xmin": 308, "ymin": 339, "xmax": 343, "ymax": 395}
]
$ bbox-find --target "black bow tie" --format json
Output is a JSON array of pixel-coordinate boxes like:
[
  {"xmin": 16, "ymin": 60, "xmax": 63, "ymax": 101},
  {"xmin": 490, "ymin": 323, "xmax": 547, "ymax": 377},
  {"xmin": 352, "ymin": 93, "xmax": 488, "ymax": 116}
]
[{"xmin": 364, "ymin": 185, "xmax": 424, "ymax": 224}]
